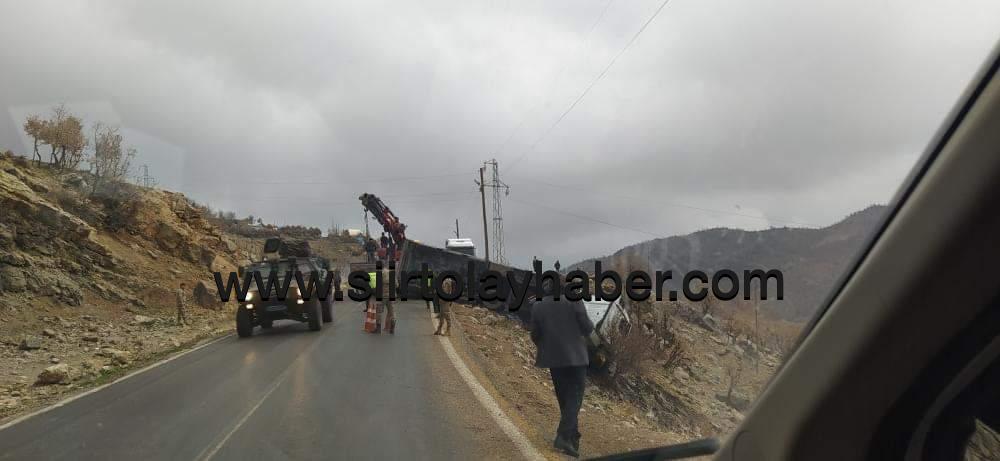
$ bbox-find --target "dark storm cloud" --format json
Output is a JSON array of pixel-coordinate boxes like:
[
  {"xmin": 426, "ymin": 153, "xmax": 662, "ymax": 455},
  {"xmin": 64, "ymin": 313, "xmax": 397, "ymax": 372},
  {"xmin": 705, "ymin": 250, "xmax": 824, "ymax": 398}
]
[{"xmin": 1, "ymin": 0, "xmax": 997, "ymax": 266}]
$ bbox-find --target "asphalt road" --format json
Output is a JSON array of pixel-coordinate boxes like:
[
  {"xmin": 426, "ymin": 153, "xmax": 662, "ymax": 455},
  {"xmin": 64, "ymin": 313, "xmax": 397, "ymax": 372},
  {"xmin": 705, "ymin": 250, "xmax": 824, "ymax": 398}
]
[{"xmin": 0, "ymin": 301, "xmax": 522, "ymax": 460}]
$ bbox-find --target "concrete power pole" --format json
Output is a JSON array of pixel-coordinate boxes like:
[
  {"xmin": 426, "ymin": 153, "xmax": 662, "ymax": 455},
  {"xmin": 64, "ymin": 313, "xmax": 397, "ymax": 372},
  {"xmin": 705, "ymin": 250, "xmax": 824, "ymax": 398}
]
[
  {"xmin": 478, "ymin": 166, "xmax": 490, "ymax": 262},
  {"xmin": 363, "ymin": 209, "xmax": 371, "ymax": 238}
]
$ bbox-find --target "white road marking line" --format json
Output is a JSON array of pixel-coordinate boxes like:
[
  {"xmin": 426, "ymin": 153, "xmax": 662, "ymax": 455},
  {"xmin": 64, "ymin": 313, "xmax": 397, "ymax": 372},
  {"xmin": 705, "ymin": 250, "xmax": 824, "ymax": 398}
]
[
  {"xmin": 196, "ymin": 325, "xmax": 327, "ymax": 461},
  {"xmin": 0, "ymin": 333, "xmax": 232, "ymax": 432},
  {"xmin": 195, "ymin": 366, "xmax": 290, "ymax": 461},
  {"xmin": 430, "ymin": 310, "xmax": 546, "ymax": 461}
]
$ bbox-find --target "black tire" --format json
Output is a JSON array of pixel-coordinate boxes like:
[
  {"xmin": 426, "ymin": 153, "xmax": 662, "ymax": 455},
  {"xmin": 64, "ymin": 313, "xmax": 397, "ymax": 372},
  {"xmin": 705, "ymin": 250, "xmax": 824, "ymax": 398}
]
[
  {"xmin": 236, "ymin": 308, "xmax": 253, "ymax": 338},
  {"xmin": 321, "ymin": 300, "xmax": 333, "ymax": 323},
  {"xmin": 589, "ymin": 347, "xmax": 610, "ymax": 373},
  {"xmin": 307, "ymin": 300, "xmax": 322, "ymax": 331}
]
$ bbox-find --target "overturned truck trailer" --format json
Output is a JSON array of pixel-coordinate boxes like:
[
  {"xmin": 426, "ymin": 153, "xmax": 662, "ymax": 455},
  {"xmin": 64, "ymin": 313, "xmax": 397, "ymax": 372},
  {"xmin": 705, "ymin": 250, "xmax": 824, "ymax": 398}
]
[
  {"xmin": 398, "ymin": 240, "xmax": 631, "ymax": 371},
  {"xmin": 397, "ymin": 240, "xmax": 535, "ymax": 314}
]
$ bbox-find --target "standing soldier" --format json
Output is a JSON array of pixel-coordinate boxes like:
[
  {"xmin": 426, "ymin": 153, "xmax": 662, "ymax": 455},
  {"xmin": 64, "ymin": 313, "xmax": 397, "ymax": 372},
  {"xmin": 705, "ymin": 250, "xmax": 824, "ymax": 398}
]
[
  {"xmin": 386, "ymin": 238, "xmax": 397, "ymax": 262},
  {"xmin": 382, "ymin": 267, "xmax": 396, "ymax": 334},
  {"xmin": 175, "ymin": 282, "xmax": 189, "ymax": 326},
  {"xmin": 425, "ymin": 276, "xmax": 433, "ymax": 310},
  {"xmin": 433, "ymin": 278, "xmax": 453, "ymax": 336}
]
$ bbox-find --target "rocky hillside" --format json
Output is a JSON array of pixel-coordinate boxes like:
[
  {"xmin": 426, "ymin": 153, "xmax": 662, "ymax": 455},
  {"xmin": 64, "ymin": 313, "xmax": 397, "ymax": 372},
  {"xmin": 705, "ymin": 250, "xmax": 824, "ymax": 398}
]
[
  {"xmin": 0, "ymin": 155, "xmax": 248, "ymax": 310},
  {"xmin": 570, "ymin": 205, "xmax": 887, "ymax": 321},
  {"xmin": 450, "ymin": 300, "xmax": 785, "ymax": 458},
  {"xmin": 0, "ymin": 153, "xmax": 262, "ymax": 420}
]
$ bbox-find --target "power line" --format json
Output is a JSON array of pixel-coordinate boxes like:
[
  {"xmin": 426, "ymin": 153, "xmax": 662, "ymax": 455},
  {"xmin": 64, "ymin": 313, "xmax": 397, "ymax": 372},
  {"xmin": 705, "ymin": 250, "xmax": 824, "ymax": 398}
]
[
  {"xmin": 505, "ymin": 0, "xmax": 674, "ymax": 172},
  {"xmin": 249, "ymin": 172, "xmax": 471, "ymax": 185},
  {"xmin": 209, "ymin": 194, "xmax": 478, "ymax": 208},
  {"xmin": 217, "ymin": 190, "xmax": 472, "ymax": 202},
  {"xmin": 508, "ymin": 197, "xmax": 664, "ymax": 238},
  {"xmin": 513, "ymin": 178, "xmax": 817, "ymax": 227},
  {"xmin": 492, "ymin": 0, "xmax": 616, "ymax": 157}
]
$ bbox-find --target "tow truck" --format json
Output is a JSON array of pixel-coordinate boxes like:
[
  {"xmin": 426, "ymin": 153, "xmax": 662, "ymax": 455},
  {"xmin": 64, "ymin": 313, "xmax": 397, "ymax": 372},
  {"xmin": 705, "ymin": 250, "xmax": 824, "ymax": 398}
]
[{"xmin": 359, "ymin": 193, "xmax": 406, "ymax": 261}]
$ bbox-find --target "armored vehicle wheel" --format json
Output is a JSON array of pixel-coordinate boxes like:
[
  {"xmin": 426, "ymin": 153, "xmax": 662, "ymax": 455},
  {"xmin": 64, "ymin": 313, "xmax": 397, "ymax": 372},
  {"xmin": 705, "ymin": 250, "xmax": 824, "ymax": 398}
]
[
  {"xmin": 321, "ymin": 299, "xmax": 333, "ymax": 323},
  {"xmin": 589, "ymin": 346, "xmax": 610, "ymax": 373},
  {"xmin": 308, "ymin": 300, "xmax": 322, "ymax": 331},
  {"xmin": 236, "ymin": 308, "xmax": 253, "ymax": 338}
]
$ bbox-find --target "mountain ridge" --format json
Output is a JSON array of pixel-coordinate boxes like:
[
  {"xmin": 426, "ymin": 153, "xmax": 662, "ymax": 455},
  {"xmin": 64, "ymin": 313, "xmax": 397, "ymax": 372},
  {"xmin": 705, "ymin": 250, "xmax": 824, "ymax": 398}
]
[{"xmin": 569, "ymin": 205, "xmax": 888, "ymax": 321}]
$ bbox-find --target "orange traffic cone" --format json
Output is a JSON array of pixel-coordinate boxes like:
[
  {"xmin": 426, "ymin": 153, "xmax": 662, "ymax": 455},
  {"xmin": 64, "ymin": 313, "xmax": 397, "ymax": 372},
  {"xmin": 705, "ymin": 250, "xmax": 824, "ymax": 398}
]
[{"xmin": 364, "ymin": 302, "xmax": 379, "ymax": 333}]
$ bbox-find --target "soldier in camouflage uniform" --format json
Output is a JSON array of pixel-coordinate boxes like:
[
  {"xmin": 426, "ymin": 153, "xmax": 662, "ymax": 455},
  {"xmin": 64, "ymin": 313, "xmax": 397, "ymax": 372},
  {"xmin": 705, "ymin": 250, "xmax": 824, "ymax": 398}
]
[{"xmin": 175, "ymin": 282, "xmax": 189, "ymax": 326}]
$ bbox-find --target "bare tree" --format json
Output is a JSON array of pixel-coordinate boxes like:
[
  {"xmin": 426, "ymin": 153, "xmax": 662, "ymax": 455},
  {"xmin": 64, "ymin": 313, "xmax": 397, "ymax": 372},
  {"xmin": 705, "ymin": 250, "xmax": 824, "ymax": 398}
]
[
  {"xmin": 41, "ymin": 105, "xmax": 68, "ymax": 165},
  {"xmin": 23, "ymin": 115, "xmax": 46, "ymax": 164},
  {"xmin": 31, "ymin": 105, "xmax": 86, "ymax": 170},
  {"xmin": 90, "ymin": 123, "xmax": 133, "ymax": 194},
  {"xmin": 699, "ymin": 293, "xmax": 716, "ymax": 317},
  {"xmin": 725, "ymin": 357, "xmax": 744, "ymax": 403},
  {"xmin": 57, "ymin": 115, "xmax": 87, "ymax": 170}
]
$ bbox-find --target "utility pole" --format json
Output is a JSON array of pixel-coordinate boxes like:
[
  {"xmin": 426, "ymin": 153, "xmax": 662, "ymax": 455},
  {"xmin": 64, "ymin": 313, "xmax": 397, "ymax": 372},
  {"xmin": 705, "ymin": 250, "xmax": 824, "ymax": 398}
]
[
  {"xmin": 478, "ymin": 166, "xmax": 490, "ymax": 262},
  {"xmin": 140, "ymin": 164, "xmax": 153, "ymax": 188},
  {"xmin": 363, "ymin": 209, "xmax": 371, "ymax": 238},
  {"xmin": 454, "ymin": 219, "xmax": 460, "ymax": 239},
  {"xmin": 475, "ymin": 159, "xmax": 509, "ymax": 264}
]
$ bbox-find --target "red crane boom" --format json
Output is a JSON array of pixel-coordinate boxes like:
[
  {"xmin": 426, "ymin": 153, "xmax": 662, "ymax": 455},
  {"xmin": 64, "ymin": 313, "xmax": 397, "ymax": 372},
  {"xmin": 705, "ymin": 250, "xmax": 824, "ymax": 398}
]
[{"xmin": 359, "ymin": 193, "xmax": 407, "ymax": 249}]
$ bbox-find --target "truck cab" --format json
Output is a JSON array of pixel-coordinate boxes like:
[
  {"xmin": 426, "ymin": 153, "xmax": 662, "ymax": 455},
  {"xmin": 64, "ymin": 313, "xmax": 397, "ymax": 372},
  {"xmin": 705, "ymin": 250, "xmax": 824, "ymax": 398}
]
[{"xmin": 445, "ymin": 238, "xmax": 475, "ymax": 257}]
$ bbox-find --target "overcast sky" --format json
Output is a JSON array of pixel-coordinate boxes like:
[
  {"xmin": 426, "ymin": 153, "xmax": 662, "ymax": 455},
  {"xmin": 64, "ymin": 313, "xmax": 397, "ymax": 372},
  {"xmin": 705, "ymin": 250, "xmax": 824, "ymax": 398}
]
[{"xmin": 1, "ymin": 0, "xmax": 997, "ymax": 266}]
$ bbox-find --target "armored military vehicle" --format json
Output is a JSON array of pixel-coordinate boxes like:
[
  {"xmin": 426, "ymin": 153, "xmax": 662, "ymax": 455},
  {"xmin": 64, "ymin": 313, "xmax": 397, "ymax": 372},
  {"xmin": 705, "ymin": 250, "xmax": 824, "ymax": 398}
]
[{"xmin": 235, "ymin": 238, "xmax": 336, "ymax": 337}]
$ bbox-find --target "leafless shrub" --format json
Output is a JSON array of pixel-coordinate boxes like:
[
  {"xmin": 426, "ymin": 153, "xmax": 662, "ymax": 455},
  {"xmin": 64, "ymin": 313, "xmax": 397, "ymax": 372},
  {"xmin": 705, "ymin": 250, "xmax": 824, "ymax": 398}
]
[
  {"xmin": 93, "ymin": 180, "xmax": 143, "ymax": 233},
  {"xmin": 724, "ymin": 357, "xmax": 744, "ymax": 403},
  {"xmin": 45, "ymin": 186, "xmax": 98, "ymax": 224},
  {"xmin": 609, "ymin": 300, "xmax": 690, "ymax": 378},
  {"xmin": 90, "ymin": 123, "xmax": 134, "ymax": 195},
  {"xmin": 607, "ymin": 320, "xmax": 658, "ymax": 378},
  {"xmin": 699, "ymin": 293, "xmax": 717, "ymax": 317},
  {"xmin": 647, "ymin": 301, "xmax": 689, "ymax": 373},
  {"xmin": 661, "ymin": 338, "xmax": 688, "ymax": 373}
]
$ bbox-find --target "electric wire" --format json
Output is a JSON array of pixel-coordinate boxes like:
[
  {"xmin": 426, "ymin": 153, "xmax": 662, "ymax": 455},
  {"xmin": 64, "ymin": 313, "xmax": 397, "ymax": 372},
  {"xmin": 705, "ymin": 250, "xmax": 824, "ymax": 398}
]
[{"xmin": 505, "ymin": 0, "xmax": 674, "ymax": 172}]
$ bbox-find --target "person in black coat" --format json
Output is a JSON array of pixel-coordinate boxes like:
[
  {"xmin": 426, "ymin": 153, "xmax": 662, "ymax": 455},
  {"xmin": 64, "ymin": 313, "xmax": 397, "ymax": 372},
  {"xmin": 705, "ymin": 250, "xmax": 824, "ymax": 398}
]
[
  {"xmin": 364, "ymin": 238, "xmax": 377, "ymax": 263},
  {"xmin": 530, "ymin": 293, "xmax": 594, "ymax": 457}
]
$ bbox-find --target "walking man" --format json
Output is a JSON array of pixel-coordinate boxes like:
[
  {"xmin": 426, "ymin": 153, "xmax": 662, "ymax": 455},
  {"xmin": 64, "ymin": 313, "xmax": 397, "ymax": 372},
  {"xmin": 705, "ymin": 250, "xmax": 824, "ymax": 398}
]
[
  {"xmin": 175, "ymin": 282, "xmax": 189, "ymax": 326},
  {"xmin": 530, "ymin": 290, "xmax": 594, "ymax": 457}
]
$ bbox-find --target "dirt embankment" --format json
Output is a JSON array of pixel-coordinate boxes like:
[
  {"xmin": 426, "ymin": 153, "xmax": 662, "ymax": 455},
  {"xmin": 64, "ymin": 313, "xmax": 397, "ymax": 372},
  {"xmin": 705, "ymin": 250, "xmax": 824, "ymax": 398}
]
[
  {"xmin": 0, "ymin": 155, "xmax": 262, "ymax": 422},
  {"xmin": 446, "ymin": 301, "xmax": 791, "ymax": 459}
]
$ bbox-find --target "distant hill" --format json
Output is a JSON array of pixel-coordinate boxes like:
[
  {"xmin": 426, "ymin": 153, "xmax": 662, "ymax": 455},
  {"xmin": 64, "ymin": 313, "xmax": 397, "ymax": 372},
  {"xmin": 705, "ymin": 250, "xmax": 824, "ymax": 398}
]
[{"xmin": 569, "ymin": 205, "xmax": 887, "ymax": 322}]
